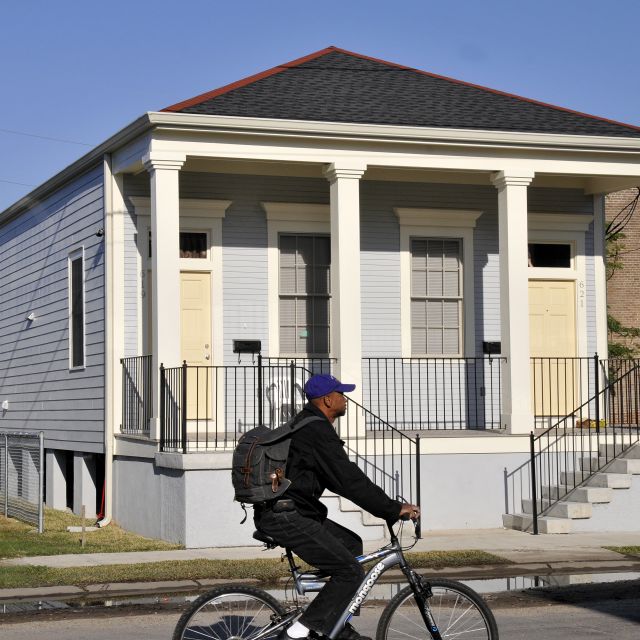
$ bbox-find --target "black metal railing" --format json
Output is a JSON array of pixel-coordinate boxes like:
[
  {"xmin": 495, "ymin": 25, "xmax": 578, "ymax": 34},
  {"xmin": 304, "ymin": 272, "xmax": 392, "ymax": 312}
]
[
  {"xmin": 337, "ymin": 395, "xmax": 421, "ymax": 536},
  {"xmin": 121, "ymin": 355, "xmax": 152, "ymax": 436},
  {"xmin": 529, "ymin": 361, "xmax": 640, "ymax": 534},
  {"xmin": 363, "ymin": 357, "xmax": 504, "ymax": 430},
  {"xmin": 159, "ymin": 358, "xmax": 334, "ymax": 452}
]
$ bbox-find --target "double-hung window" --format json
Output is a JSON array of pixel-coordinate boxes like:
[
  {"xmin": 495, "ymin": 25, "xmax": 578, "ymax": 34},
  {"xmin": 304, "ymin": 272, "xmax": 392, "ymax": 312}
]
[
  {"xmin": 411, "ymin": 238, "xmax": 463, "ymax": 355},
  {"xmin": 69, "ymin": 250, "xmax": 85, "ymax": 368},
  {"xmin": 279, "ymin": 234, "xmax": 330, "ymax": 356}
]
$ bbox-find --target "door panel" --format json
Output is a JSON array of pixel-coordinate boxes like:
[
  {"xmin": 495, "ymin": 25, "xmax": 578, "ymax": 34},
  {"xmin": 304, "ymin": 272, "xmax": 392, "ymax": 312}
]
[
  {"xmin": 529, "ymin": 280, "xmax": 577, "ymax": 416},
  {"xmin": 181, "ymin": 272, "xmax": 212, "ymax": 420}
]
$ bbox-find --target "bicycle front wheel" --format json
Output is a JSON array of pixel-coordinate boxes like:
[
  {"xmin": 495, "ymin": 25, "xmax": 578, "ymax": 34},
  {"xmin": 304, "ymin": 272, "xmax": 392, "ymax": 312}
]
[
  {"xmin": 173, "ymin": 585, "xmax": 287, "ymax": 640},
  {"xmin": 376, "ymin": 578, "xmax": 498, "ymax": 640}
]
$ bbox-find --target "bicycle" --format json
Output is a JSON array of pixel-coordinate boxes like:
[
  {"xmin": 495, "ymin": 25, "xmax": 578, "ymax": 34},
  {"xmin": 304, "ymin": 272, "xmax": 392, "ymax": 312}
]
[{"xmin": 173, "ymin": 518, "xmax": 499, "ymax": 640}]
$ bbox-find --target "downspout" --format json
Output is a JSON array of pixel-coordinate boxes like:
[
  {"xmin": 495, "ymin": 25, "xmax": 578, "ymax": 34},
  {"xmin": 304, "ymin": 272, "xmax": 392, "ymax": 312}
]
[{"xmin": 97, "ymin": 153, "xmax": 117, "ymax": 527}]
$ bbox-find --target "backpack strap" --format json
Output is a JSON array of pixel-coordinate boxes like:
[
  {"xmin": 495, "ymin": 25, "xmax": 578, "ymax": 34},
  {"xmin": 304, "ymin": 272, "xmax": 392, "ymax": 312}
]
[{"xmin": 261, "ymin": 415, "xmax": 324, "ymax": 444}]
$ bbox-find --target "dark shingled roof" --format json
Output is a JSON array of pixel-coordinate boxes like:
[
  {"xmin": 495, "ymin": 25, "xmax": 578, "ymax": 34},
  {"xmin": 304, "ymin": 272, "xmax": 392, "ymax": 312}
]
[{"xmin": 163, "ymin": 47, "xmax": 640, "ymax": 138}]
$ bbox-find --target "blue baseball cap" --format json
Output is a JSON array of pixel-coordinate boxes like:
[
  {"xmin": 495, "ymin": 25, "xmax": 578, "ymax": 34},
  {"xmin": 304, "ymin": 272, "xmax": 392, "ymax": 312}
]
[{"xmin": 304, "ymin": 374, "xmax": 356, "ymax": 400}]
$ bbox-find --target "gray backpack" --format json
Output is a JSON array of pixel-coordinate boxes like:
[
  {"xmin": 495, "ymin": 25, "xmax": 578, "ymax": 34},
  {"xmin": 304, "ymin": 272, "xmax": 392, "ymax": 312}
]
[{"xmin": 232, "ymin": 415, "xmax": 322, "ymax": 507}]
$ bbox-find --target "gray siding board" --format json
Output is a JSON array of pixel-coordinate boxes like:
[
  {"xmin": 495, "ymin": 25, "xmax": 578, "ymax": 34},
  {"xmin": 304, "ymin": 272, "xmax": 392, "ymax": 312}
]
[
  {"xmin": 123, "ymin": 205, "xmax": 138, "ymax": 357},
  {"xmin": 0, "ymin": 165, "xmax": 106, "ymax": 452}
]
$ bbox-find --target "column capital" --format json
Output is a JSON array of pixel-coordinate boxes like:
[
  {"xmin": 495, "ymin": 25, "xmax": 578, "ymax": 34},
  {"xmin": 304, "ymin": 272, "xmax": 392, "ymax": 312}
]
[
  {"xmin": 490, "ymin": 169, "xmax": 535, "ymax": 190},
  {"xmin": 142, "ymin": 152, "xmax": 186, "ymax": 173},
  {"xmin": 324, "ymin": 161, "xmax": 367, "ymax": 183}
]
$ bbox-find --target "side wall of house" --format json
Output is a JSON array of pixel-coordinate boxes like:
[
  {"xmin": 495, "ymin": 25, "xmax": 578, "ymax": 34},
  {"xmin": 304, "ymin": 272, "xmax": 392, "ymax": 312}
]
[{"xmin": 0, "ymin": 165, "xmax": 105, "ymax": 453}]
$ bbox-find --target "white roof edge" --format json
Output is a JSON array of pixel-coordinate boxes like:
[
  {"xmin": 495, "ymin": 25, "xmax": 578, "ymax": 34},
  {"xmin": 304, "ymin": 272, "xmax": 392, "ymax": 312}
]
[
  {"xmin": 4, "ymin": 110, "xmax": 640, "ymax": 223},
  {"xmin": 148, "ymin": 111, "xmax": 640, "ymax": 151}
]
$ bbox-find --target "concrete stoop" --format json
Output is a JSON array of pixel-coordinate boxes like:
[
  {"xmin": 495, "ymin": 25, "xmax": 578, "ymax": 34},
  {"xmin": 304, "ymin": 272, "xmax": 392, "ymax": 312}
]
[{"xmin": 503, "ymin": 442, "xmax": 640, "ymax": 534}]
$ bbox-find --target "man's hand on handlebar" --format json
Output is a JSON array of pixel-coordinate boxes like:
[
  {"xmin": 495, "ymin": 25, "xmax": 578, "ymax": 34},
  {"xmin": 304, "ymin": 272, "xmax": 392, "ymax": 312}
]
[{"xmin": 398, "ymin": 503, "xmax": 421, "ymax": 521}]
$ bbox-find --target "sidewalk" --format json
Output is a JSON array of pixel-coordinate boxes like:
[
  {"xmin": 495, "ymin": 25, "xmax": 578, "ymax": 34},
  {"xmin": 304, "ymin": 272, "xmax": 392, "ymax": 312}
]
[{"xmin": 2, "ymin": 528, "xmax": 639, "ymax": 602}]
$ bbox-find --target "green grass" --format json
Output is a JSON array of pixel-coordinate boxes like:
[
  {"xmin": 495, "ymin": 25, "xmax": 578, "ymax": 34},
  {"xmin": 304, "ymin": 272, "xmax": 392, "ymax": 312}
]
[
  {"xmin": 0, "ymin": 509, "xmax": 181, "ymax": 559},
  {"xmin": 605, "ymin": 545, "xmax": 640, "ymax": 557},
  {"xmin": 0, "ymin": 550, "xmax": 509, "ymax": 590}
]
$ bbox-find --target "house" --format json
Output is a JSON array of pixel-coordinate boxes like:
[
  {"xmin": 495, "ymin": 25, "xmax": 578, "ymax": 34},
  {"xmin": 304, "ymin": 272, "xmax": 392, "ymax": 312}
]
[{"xmin": 2, "ymin": 47, "xmax": 640, "ymax": 546}]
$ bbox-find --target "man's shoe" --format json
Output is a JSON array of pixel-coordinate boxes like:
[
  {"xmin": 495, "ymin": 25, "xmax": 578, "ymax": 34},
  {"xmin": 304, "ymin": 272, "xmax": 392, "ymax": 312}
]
[{"xmin": 338, "ymin": 623, "xmax": 372, "ymax": 640}]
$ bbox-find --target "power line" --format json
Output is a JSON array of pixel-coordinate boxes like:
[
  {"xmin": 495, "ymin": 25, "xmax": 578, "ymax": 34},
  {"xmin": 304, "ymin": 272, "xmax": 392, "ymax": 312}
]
[
  {"xmin": 0, "ymin": 127, "xmax": 92, "ymax": 147},
  {"xmin": 0, "ymin": 178, "xmax": 36, "ymax": 187}
]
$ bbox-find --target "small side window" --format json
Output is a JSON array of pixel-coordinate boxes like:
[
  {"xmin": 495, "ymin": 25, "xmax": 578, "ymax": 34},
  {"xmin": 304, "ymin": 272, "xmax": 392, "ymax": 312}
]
[{"xmin": 69, "ymin": 251, "xmax": 85, "ymax": 368}]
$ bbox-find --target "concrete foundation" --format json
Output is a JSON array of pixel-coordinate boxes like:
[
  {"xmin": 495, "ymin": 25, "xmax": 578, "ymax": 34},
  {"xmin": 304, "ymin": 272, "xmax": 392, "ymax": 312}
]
[
  {"xmin": 45, "ymin": 449, "xmax": 67, "ymax": 510},
  {"xmin": 73, "ymin": 452, "xmax": 97, "ymax": 518}
]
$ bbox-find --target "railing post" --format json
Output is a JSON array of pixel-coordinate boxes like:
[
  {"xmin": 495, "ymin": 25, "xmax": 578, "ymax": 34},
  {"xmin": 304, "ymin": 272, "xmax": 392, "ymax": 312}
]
[
  {"xmin": 415, "ymin": 433, "xmax": 422, "ymax": 539},
  {"xmin": 159, "ymin": 364, "xmax": 166, "ymax": 451},
  {"xmin": 257, "ymin": 354, "xmax": 263, "ymax": 427},
  {"xmin": 4, "ymin": 433, "xmax": 8, "ymax": 517},
  {"xmin": 594, "ymin": 352, "xmax": 601, "ymax": 434},
  {"xmin": 38, "ymin": 432, "xmax": 44, "ymax": 534},
  {"xmin": 529, "ymin": 431, "xmax": 539, "ymax": 535},
  {"xmin": 181, "ymin": 361, "xmax": 188, "ymax": 454},
  {"xmin": 290, "ymin": 360, "xmax": 296, "ymax": 417}
]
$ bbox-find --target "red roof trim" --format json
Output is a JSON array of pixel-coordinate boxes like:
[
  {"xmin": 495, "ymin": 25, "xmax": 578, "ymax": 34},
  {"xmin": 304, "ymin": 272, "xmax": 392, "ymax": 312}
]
[
  {"xmin": 162, "ymin": 47, "xmax": 338, "ymax": 112},
  {"xmin": 163, "ymin": 45, "xmax": 640, "ymax": 134}
]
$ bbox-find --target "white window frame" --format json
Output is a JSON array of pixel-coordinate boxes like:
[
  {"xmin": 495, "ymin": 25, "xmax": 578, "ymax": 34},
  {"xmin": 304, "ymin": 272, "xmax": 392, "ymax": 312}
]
[
  {"xmin": 129, "ymin": 197, "xmax": 228, "ymax": 366},
  {"xmin": 396, "ymin": 208, "xmax": 481, "ymax": 358},
  {"xmin": 263, "ymin": 202, "xmax": 330, "ymax": 357},
  {"xmin": 68, "ymin": 247, "xmax": 86, "ymax": 370}
]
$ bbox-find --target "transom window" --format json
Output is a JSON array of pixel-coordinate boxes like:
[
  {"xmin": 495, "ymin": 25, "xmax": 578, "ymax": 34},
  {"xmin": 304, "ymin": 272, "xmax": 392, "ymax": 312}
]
[
  {"xmin": 528, "ymin": 243, "xmax": 571, "ymax": 268},
  {"xmin": 279, "ymin": 234, "xmax": 330, "ymax": 356},
  {"xmin": 411, "ymin": 238, "xmax": 462, "ymax": 355}
]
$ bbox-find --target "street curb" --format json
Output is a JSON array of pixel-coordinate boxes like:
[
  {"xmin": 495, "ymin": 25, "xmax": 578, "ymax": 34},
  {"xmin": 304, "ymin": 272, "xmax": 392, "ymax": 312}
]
[{"xmin": 2, "ymin": 559, "xmax": 639, "ymax": 603}]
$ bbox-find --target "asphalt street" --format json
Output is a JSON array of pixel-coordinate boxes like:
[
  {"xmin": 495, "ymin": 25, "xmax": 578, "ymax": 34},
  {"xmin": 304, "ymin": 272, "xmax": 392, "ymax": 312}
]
[{"xmin": 2, "ymin": 595, "xmax": 639, "ymax": 640}]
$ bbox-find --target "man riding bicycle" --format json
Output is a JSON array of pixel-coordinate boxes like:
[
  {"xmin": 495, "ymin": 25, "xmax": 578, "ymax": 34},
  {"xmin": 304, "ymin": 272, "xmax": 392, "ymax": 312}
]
[{"xmin": 254, "ymin": 374, "xmax": 420, "ymax": 640}]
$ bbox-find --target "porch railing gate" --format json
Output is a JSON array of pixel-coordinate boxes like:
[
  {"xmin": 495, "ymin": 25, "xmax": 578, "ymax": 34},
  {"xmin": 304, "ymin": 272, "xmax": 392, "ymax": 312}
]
[{"xmin": 0, "ymin": 430, "xmax": 44, "ymax": 532}]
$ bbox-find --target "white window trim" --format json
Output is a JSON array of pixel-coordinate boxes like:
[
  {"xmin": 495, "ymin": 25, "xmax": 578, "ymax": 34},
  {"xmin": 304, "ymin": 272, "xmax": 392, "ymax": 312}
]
[
  {"xmin": 528, "ymin": 213, "xmax": 589, "ymax": 359},
  {"xmin": 129, "ymin": 197, "xmax": 229, "ymax": 366},
  {"xmin": 263, "ymin": 202, "xmax": 330, "ymax": 357},
  {"xmin": 396, "ymin": 208, "xmax": 481, "ymax": 358},
  {"xmin": 68, "ymin": 247, "xmax": 86, "ymax": 371}
]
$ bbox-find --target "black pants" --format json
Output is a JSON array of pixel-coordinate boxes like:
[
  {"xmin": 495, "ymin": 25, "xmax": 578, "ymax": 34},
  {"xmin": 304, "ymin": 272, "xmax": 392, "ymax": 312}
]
[{"xmin": 255, "ymin": 509, "xmax": 364, "ymax": 636}]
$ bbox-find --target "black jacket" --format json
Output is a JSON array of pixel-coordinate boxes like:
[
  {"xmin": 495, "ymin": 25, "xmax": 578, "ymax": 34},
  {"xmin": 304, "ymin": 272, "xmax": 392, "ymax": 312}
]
[{"xmin": 282, "ymin": 403, "xmax": 402, "ymax": 522}]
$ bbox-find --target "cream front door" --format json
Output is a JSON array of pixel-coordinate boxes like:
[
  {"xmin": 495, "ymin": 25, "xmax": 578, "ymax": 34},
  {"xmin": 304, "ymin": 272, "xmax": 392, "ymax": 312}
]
[
  {"xmin": 181, "ymin": 272, "xmax": 212, "ymax": 420},
  {"xmin": 529, "ymin": 280, "xmax": 577, "ymax": 416}
]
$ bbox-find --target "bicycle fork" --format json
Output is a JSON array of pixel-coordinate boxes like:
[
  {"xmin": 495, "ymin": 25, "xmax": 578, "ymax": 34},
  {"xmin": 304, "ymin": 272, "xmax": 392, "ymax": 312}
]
[{"xmin": 402, "ymin": 565, "xmax": 443, "ymax": 640}]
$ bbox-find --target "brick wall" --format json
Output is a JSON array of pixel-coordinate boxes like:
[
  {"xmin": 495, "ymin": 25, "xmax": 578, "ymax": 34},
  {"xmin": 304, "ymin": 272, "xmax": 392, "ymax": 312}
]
[{"xmin": 605, "ymin": 188, "xmax": 640, "ymax": 352}]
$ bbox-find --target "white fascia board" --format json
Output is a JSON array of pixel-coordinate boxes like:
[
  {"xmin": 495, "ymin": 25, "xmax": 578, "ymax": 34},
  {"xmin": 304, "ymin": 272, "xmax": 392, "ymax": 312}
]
[{"xmin": 147, "ymin": 112, "xmax": 640, "ymax": 154}]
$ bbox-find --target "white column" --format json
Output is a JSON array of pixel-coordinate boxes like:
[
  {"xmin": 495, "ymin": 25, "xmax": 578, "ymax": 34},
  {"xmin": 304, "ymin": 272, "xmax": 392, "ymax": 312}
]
[
  {"xmin": 45, "ymin": 449, "xmax": 67, "ymax": 510},
  {"xmin": 142, "ymin": 152, "xmax": 185, "ymax": 440},
  {"xmin": 73, "ymin": 452, "xmax": 97, "ymax": 518},
  {"xmin": 491, "ymin": 170, "xmax": 535, "ymax": 434},
  {"xmin": 593, "ymin": 194, "xmax": 609, "ymax": 359},
  {"xmin": 324, "ymin": 161, "xmax": 366, "ymax": 404}
]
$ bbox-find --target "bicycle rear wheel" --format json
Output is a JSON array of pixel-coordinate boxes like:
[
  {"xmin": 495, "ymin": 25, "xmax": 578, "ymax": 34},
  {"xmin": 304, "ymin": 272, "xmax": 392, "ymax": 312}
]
[
  {"xmin": 173, "ymin": 585, "xmax": 287, "ymax": 640},
  {"xmin": 376, "ymin": 578, "xmax": 498, "ymax": 640}
]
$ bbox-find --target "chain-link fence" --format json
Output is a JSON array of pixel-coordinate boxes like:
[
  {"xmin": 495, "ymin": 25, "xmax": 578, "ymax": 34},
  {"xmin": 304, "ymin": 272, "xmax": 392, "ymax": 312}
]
[{"xmin": 0, "ymin": 431, "xmax": 44, "ymax": 532}]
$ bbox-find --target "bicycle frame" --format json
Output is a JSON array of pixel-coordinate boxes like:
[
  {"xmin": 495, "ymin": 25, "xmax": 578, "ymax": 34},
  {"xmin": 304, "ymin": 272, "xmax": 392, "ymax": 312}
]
[{"xmin": 274, "ymin": 520, "xmax": 443, "ymax": 640}]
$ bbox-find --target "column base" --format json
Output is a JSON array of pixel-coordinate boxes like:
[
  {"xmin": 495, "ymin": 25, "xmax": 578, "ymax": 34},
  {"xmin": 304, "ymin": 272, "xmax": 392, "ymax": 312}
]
[{"xmin": 501, "ymin": 412, "xmax": 534, "ymax": 435}]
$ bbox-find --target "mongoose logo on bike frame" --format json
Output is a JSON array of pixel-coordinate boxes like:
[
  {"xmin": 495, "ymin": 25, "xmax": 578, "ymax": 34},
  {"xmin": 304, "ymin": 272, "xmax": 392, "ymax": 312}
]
[{"xmin": 348, "ymin": 561, "xmax": 385, "ymax": 614}]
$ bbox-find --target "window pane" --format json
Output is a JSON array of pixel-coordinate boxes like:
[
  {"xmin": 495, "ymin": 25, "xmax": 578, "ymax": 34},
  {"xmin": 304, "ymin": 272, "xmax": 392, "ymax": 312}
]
[
  {"xmin": 280, "ymin": 236, "xmax": 296, "ymax": 266},
  {"xmin": 411, "ymin": 300, "xmax": 426, "ymax": 329},
  {"xmin": 280, "ymin": 267, "xmax": 296, "ymax": 294},
  {"xmin": 179, "ymin": 232, "xmax": 207, "ymax": 258},
  {"xmin": 313, "ymin": 297, "xmax": 330, "ymax": 326},
  {"xmin": 297, "ymin": 236, "xmax": 314, "ymax": 266},
  {"xmin": 411, "ymin": 269, "xmax": 427, "ymax": 297},
  {"xmin": 442, "ymin": 300, "xmax": 459, "ymax": 328},
  {"xmin": 427, "ymin": 270, "xmax": 442, "ymax": 297},
  {"xmin": 427, "ymin": 240, "xmax": 443, "ymax": 269},
  {"xmin": 71, "ymin": 257, "xmax": 84, "ymax": 367},
  {"xmin": 426, "ymin": 300, "xmax": 442, "ymax": 327},
  {"xmin": 280, "ymin": 327, "xmax": 296, "ymax": 354},
  {"xmin": 314, "ymin": 237, "xmax": 330, "ymax": 265},
  {"xmin": 412, "ymin": 329, "xmax": 426, "ymax": 355},
  {"xmin": 297, "ymin": 299, "xmax": 310, "ymax": 325},
  {"xmin": 279, "ymin": 298, "xmax": 296, "ymax": 324},
  {"xmin": 443, "ymin": 328, "xmax": 459, "ymax": 353},
  {"xmin": 314, "ymin": 266, "xmax": 330, "ymax": 294},
  {"xmin": 427, "ymin": 329, "xmax": 443, "ymax": 354},
  {"xmin": 443, "ymin": 270, "xmax": 459, "ymax": 296}
]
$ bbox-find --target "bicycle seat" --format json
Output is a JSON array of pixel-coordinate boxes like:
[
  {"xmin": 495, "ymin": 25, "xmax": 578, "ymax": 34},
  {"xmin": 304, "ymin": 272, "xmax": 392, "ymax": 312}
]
[{"xmin": 253, "ymin": 530, "xmax": 280, "ymax": 549}]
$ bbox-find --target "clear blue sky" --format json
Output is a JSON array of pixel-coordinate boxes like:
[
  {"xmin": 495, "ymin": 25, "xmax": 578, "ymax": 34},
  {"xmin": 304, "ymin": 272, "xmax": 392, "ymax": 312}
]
[{"xmin": 2, "ymin": 0, "xmax": 640, "ymax": 212}]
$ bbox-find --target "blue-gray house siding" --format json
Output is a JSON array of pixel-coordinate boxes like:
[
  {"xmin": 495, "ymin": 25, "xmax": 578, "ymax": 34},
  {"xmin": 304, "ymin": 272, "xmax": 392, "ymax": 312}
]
[
  {"xmin": 0, "ymin": 165, "xmax": 105, "ymax": 453},
  {"xmin": 122, "ymin": 173, "xmax": 595, "ymax": 369}
]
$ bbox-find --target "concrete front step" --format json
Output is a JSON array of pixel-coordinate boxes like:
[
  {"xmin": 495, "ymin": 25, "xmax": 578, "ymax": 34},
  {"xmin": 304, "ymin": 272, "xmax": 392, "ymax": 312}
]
[
  {"xmin": 599, "ymin": 443, "xmax": 640, "ymax": 459},
  {"xmin": 502, "ymin": 513, "xmax": 571, "ymax": 534},
  {"xmin": 522, "ymin": 498, "xmax": 591, "ymax": 519},
  {"xmin": 580, "ymin": 456, "xmax": 640, "ymax": 475},
  {"xmin": 561, "ymin": 471, "xmax": 632, "ymax": 489},
  {"xmin": 541, "ymin": 484, "xmax": 613, "ymax": 504}
]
